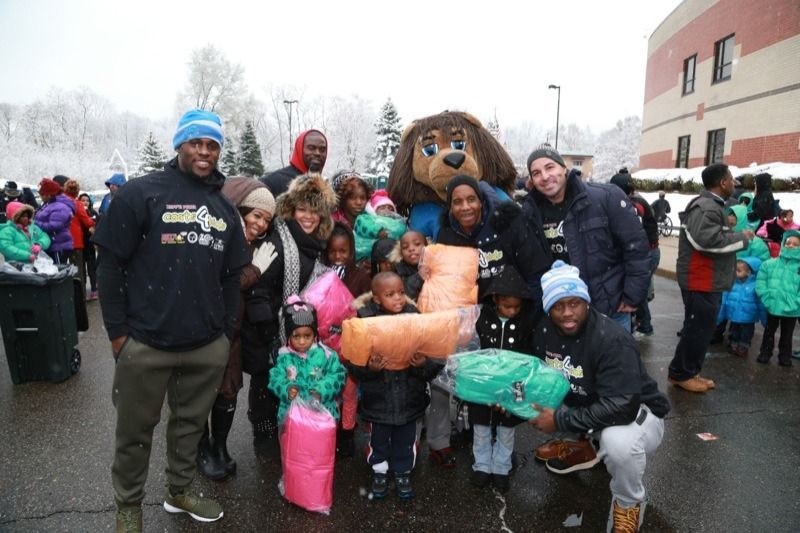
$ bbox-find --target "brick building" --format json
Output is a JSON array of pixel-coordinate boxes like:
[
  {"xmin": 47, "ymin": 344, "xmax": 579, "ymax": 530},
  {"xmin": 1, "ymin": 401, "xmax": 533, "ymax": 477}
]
[{"xmin": 639, "ymin": 0, "xmax": 800, "ymax": 169}]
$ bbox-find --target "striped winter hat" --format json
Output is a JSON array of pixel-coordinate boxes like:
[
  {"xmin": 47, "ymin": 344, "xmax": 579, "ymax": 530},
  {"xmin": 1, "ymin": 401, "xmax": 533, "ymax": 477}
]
[{"xmin": 541, "ymin": 260, "xmax": 590, "ymax": 313}]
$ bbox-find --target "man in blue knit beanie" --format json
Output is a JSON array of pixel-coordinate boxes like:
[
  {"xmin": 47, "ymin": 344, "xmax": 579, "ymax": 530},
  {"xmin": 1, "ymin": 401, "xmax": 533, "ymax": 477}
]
[
  {"xmin": 93, "ymin": 108, "xmax": 249, "ymax": 532},
  {"xmin": 530, "ymin": 260, "xmax": 669, "ymax": 532}
]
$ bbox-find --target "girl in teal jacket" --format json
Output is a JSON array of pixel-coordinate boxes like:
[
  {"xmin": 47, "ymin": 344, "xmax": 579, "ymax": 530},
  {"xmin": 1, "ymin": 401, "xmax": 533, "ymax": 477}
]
[
  {"xmin": 0, "ymin": 202, "xmax": 51, "ymax": 262},
  {"xmin": 268, "ymin": 297, "xmax": 346, "ymax": 423},
  {"xmin": 755, "ymin": 230, "xmax": 800, "ymax": 366}
]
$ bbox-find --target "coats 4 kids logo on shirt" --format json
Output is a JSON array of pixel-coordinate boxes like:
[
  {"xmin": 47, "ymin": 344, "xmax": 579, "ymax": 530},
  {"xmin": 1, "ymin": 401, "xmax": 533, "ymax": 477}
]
[{"xmin": 161, "ymin": 205, "xmax": 228, "ymax": 232}]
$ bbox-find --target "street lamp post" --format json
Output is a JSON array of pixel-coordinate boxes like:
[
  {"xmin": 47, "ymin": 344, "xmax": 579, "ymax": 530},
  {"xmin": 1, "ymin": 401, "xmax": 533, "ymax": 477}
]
[
  {"xmin": 283, "ymin": 99, "xmax": 298, "ymax": 159},
  {"xmin": 548, "ymin": 85, "xmax": 561, "ymax": 151}
]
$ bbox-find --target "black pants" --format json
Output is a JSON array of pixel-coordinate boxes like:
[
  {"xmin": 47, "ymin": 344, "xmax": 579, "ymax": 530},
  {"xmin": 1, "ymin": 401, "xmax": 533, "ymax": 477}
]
[
  {"xmin": 84, "ymin": 245, "xmax": 97, "ymax": 291},
  {"xmin": 759, "ymin": 314, "xmax": 796, "ymax": 363},
  {"xmin": 669, "ymin": 290, "xmax": 722, "ymax": 381},
  {"xmin": 367, "ymin": 420, "xmax": 418, "ymax": 474}
]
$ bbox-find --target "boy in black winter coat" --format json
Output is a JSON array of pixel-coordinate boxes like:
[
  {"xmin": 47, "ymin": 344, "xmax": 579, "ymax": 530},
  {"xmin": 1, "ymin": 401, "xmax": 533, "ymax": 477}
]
[
  {"xmin": 346, "ymin": 272, "xmax": 440, "ymax": 500},
  {"xmin": 469, "ymin": 266, "xmax": 541, "ymax": 492}
]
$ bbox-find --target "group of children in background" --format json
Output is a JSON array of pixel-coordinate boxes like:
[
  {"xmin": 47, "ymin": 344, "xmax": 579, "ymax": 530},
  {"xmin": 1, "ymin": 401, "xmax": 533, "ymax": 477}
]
[{"xmin": 716, "ymin": 204, "xmax": 800, "ymax": 366}]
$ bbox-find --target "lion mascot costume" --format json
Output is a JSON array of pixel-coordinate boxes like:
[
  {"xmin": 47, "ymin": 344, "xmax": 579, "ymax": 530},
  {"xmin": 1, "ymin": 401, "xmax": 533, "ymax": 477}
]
[{"xmin": 386, "ymin": 111, "xmax": 518, "ymax": 239}]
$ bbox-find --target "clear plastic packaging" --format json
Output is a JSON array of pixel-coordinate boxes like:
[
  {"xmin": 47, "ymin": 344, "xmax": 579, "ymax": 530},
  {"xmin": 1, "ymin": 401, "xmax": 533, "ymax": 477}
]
[
  {"xmin": 0, "ymin": 252, "xmax": 76, "ymax": 285},
  {"xmin": 279, "ymin": 397, "xmax": 337, "ymax": 514},
  {"xmin": 416, "ymin": 244, "xmax": 479, "ymax": 313},
  {"xmin": 434, "ymin": 349, "xmax": 570, "ymax": 419},
  {"xmin": 341, "ymin": 305, "xmax": 481, "ymax": 370}
]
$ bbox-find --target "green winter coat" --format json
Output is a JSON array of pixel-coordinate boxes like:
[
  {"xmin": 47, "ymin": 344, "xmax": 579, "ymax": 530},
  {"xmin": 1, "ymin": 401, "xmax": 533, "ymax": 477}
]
[
  {"xmin": 727, "ymin": 205, "xmax": 770, "ymax": 262},
  {"xmin": 756, "ymin": 230, "xmax": 800, "ymax": 317},
  {"xmin": 0, "ymin": 221, "xmax": 52, "ymax": 262},
  {"xmin": 738, "ymin": 192, "xmax": 760, "ymax": 231},
  {"xmin": 268, "ymin": 343, "xmax": 346, "ymax": 423}
]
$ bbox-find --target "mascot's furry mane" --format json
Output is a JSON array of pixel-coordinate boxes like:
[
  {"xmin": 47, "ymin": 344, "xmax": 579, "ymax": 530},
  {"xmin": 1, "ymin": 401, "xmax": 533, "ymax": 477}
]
[{"xmin": 387, "ymin": 110, "xmax": 517, "ymax": 215}]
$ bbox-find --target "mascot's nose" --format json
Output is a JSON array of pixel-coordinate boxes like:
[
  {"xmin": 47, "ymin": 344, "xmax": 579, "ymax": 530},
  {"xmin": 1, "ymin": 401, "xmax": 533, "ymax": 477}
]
[{"xmin": 444, "ymin": 152, "xmax": 466, "ymax": 170}]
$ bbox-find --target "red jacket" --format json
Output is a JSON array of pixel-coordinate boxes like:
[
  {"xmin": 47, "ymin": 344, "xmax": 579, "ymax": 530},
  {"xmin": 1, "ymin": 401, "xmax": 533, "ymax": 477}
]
[{"xmin": 68, "ymin": 196, "xmax": 95, "ymax": 249}]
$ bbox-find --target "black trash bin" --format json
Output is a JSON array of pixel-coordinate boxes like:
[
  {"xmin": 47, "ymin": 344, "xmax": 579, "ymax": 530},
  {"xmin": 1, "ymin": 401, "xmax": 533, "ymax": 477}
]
[{"xmin": 0, "ymin": 265, "xmax": 81, "ymax": 384}]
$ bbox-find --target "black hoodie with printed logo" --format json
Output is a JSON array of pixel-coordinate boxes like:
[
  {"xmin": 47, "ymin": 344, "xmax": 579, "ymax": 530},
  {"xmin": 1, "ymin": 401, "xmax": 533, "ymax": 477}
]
[{"xmin": 93, "ymin": 158, "xmax": 250, "ymax": 351}]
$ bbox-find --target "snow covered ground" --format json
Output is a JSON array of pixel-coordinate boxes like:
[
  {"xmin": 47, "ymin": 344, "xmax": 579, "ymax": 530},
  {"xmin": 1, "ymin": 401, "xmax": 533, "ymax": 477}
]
[{"xmin": 634, "ymin": 162, "xmax": 800, "ymax": 183}]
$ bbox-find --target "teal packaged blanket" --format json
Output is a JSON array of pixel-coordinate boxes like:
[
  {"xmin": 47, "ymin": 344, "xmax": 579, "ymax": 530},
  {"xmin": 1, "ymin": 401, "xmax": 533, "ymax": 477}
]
[
  {"xmin": 452, "ymin": 349, "xmax": 569, "ymax": 419},
  {"xmin": 354, "ymin": 214, "xmax": 407, "ymax": 261}
]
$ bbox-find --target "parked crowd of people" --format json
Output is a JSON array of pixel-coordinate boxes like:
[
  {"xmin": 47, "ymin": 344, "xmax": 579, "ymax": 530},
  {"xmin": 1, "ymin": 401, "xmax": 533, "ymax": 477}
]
[
  {"xmin": 2, "ymin": 109, "xmax": 797, "ymax": 533},
  {"xmin": 0, "ymin": 172, "xmax": 125, "ymax": 334}
]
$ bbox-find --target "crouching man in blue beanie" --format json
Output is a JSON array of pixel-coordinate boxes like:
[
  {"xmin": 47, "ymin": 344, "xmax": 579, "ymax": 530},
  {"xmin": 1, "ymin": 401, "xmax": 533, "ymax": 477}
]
[
  {"xmin": 93, "ymin": 109, "xmax": 250, "ymax": 532},
  {"xmin": 528, "ymin": 260, "xmax": 670, "ymax": 532}
]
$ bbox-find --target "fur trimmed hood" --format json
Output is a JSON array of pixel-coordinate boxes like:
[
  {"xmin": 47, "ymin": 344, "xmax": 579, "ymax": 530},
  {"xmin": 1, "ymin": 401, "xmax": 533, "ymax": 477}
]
[
  {"xmin": 275, "ymin": 172, "xmax": 337, "ymax": 240},
  {"xmin": 388, "ymin": 240, "xmax": 404, "ymax": 264}
]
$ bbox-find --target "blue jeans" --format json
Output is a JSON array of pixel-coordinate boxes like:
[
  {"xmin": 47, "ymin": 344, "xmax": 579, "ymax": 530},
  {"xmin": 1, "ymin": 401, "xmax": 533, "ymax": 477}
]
[
  {"xmin": 609, "ymin": 311, "xmax": 632, "ymax": 333},
  {"xmin": 635, "ymin": 248, "xmax": 661, "ymax": 333},
  {"xmin": 472, "ymin": 424, "xmax": 515, "ymax": 475}
]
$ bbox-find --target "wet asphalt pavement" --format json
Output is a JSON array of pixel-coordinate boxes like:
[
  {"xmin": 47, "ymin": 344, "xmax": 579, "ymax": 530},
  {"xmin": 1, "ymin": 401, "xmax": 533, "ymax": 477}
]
[{"xmin": 1, "ymin": 275, "xmax": 799, "ymax": 532}]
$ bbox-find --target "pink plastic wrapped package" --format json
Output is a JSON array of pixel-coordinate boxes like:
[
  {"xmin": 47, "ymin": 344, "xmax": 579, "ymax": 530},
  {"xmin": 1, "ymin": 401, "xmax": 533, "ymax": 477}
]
[
  {"xmin": 341, "ymin": 305, "xmax": 481, "ymax": 370},
  {"xmin": 301, "ymin": 271, "xmax": 355, "ymax": 352},
  {"xmin": 279, "ymin": 398, "xmax": 337, "ymax": 514},
  {"xmin": 417, "ymin": 244, "xmax": 479, "ymax": 313}
]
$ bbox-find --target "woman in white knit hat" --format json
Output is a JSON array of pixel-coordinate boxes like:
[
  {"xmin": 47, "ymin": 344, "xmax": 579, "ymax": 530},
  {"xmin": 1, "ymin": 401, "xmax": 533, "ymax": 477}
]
[
  {"xmin": 196, "ymin": 176, "xmax": 278, "ymax": 481},
  {"xmin": 240, "ymin": 172, "xmax": 337, "ymax": 444}
]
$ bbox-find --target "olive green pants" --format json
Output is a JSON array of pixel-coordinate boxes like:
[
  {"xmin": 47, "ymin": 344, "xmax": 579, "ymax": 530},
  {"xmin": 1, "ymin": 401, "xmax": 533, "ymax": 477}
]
[{"xmin": 111, "ymin": 335, "xmax": 228, "ymax": 505}]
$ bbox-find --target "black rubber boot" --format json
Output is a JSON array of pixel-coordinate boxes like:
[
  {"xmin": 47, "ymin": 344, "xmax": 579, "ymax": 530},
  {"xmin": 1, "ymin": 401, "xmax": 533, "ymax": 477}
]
[
  {"xmin": 196, "ymin": 421, "xmax": 227, "ymax": 480},
  {"xmin": 248, "ymin": 374, "xmax": 280, "ymax": 452},
  {"xmin": 211, "ymin": 396, "xmax": 237, "ymax": 476},
  {"xmin": 336, "ymin": 427, "xmax": 355, "ymax": 458}
]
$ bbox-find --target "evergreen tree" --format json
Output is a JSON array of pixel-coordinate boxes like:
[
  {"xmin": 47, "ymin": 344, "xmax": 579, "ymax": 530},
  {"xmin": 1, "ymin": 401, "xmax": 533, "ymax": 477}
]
[
  {"xmin": 367, "ymin": 98, "xmax": 402, "ymax": 176},
  {"xmin": 220, "ymin": 143, "xmax": 239, "ymax": 176},
  {"xmin": 237, "ymin": 121, "xmax": 264, "ymax": 177},
  {"xmin": 134, "ymin": 131, "xmax": 167, "ymax": 177}
]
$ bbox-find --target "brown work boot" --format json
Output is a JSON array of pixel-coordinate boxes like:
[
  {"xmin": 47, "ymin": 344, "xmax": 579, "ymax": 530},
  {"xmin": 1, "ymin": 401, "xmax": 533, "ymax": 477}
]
[
  {"xmin": 610, "ymin": 500, "xmax": 642, "ymax": 533},
  {"xmin": 695, "ymin": 375, "xmax": 715, "ymax": 389},
  {"xmin": 534, "ymin": 438, "xmax": 587, "ymax": 461},
  {"xmin": 535, "ymin": 438, "xmax": 566, "ymax": 461},
  {"xmin": 668, "ymin": 376, "xmax": 709, "ymax": 393},
  {"xmin": 545, "ymin": 438, "xmax": 599, "ymax": 474}
]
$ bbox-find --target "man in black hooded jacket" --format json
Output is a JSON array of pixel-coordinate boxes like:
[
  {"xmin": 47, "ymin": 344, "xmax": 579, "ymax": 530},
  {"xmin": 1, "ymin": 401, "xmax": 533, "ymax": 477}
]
[{"xmin": 529, "ymin": 260, "xmax": 669, "ymax": 532}]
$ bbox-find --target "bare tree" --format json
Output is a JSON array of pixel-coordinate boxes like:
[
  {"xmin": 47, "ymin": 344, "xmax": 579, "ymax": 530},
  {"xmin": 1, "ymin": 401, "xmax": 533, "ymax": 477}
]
[
  {"xmin": 177, "ymin": 45, "xmax": 253, "ymax": 138},
  {"xmin": 0, "ymin": 103, "xmax": 19, "ymax": 143},
  {"xmin": 592, "ymin": 116, "xmax": 642, "ymax": 182},
  {"xmin": 325, "ymin": 94, "xmax": 375, "ymax": 171}
]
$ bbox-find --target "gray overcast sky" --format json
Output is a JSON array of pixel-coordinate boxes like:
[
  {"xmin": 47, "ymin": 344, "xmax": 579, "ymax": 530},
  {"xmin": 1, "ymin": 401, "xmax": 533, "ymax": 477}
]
[{"xmin": 0, "ymin": 0, "xmax": 682, "ymax": 131}]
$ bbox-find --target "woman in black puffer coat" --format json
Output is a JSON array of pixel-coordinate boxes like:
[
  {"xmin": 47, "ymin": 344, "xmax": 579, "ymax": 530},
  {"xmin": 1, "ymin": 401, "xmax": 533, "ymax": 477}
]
[{"xmin": 436, "ymin": 174, "xmax": 551, "ymax": 311}]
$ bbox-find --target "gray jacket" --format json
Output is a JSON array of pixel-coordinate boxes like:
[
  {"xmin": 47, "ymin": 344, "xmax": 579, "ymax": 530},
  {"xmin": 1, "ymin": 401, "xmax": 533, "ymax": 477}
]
[{"xmin": 676, "ymin": 190, "xmax": 750, "ymax": 292}]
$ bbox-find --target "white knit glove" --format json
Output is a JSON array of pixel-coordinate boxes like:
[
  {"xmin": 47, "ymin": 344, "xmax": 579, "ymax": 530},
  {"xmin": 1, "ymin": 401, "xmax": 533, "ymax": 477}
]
[{"xmin": 251, "ymin": 242, "xmax": 277, "ymax": 274}]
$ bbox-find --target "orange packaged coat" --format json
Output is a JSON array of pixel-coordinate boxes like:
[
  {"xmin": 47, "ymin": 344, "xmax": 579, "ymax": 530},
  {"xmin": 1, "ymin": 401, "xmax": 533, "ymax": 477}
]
[
  {"xmin": 341, "ymin": 306, "xmax": 481, "ymax": 370},
  {"xmin": 416, "ymin": 244, "xmax": 479, "ymax": 313}
]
